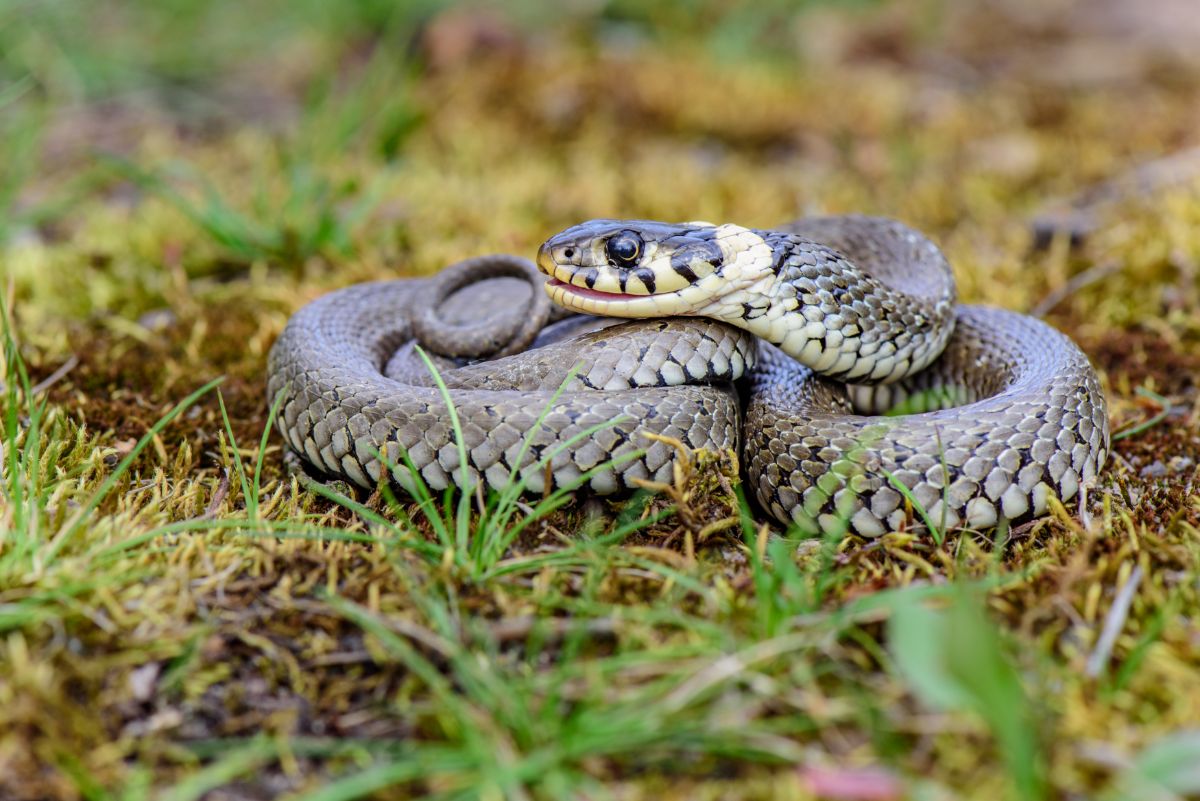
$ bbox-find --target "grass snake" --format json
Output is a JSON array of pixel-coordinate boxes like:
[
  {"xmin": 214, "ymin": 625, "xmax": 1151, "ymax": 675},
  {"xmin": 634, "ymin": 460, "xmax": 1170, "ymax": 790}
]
[{"xmin": 268, "ymin": 216, "xmax": 1109, "ymax": 536}]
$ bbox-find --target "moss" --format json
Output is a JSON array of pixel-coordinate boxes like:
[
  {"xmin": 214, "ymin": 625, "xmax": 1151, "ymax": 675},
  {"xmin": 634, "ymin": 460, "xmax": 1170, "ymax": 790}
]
[{"xmin": 2, "ymin": 1, "xmax": 1200, "ymax": 799}]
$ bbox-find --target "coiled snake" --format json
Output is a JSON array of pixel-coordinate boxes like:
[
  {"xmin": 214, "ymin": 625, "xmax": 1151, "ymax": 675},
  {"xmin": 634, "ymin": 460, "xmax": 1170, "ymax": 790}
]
[{"xmin": 268, "ymin": 216, "xmax": 1109, "ymax": 536}]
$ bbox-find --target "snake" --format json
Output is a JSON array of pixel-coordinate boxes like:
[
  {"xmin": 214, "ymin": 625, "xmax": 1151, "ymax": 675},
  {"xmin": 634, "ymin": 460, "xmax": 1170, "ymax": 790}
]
[{"xmin": 267, "ymin": 215, "xmax": 1109, "ymax": 536}]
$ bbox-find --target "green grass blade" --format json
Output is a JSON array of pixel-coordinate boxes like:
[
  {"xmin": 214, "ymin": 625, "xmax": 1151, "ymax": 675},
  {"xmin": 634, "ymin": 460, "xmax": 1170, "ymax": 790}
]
[
  {"xmin": 252, "ymin": 388, "xmax": 289, "ymax": 517},
  {"xmin": 215, "ymin": 390, "xmax": 254, "ymax": 519},
  {"xmin": 159, "ymin": 737, "xmax": 279, "ymax": 801},
  {"xmin": 413, "ymin": 346, "xmax": 474, "ymax": 554}
]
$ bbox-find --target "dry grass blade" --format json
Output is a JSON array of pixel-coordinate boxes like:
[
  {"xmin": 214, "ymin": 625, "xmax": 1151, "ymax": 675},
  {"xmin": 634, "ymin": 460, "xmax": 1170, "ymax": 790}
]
[
  {"xmin": 2, "ymin": 3, "xmax": 1199, "ymax": 799},
  {"xmin": 1086, "ymin": 564, "xmax": 1145, "ymax": 679}
]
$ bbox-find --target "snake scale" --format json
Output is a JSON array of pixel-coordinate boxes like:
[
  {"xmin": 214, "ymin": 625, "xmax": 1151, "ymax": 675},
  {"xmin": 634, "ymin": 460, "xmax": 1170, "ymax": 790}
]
[{"xmin": 268, "ymin": 216, "xmax": 1109, "ymax": 536}]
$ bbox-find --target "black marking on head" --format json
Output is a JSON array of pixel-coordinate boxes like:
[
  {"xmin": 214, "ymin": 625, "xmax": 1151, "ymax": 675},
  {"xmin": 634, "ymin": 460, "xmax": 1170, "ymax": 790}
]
[
  {"xmin": 670, "ymin": 241, "xmax": 723, "ymax": 282},
  {"xmin": 618, "ymin": 271, "xmax": 629, "ymax": 293},
  {"xmin": 634, "ymin": 268, "xmax": 656, "ymax": 293},
  {"xmin": 705, "ymin": 244, "xmax": 725, "ymax": 271},
  {"xmin": 584, "ymin": 267, "xmax": 598, "ymax": 289},
  {"xmin": 672, "ymin": 262, "xmax": 698, "ymax": 283},
  {"xmin": 670, "ymin": 250, "xmax": 698, "ymax": 282}
]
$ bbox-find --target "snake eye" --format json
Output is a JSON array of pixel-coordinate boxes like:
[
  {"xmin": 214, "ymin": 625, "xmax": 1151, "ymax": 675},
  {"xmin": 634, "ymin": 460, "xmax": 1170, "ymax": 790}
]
[{"xmin": 606, "ymin": 232, "xmax": 642, "ymax": 266}]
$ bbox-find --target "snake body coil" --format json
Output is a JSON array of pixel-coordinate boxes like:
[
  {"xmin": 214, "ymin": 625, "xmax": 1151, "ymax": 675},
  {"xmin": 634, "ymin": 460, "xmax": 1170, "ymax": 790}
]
[{"xmin": 268, "ymin": 216, "xmax": 1109, "ymax": 535}]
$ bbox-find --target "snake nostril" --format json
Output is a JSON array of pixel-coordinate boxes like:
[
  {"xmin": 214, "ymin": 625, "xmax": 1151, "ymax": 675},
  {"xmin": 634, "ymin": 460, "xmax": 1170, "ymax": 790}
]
[{"xmin": 563, "ymin": 248, "xmax": 575, "ymax": 259}]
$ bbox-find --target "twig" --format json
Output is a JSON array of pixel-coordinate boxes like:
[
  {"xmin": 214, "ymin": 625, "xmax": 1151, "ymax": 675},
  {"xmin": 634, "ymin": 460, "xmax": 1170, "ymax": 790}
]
[
  {"xmin": 1085, "ymin": 564, "xmax": 1143, "ymax": 678},
  {"xmin": 0, "ymin": 353, "xmax": 79, "ymax": 395},
  {"xmin": 195, "ymin": 468, "xmax": 232, "ymax": 522},
  {"xmin": 1031, "ymin": 146, "xmax": 1200, "ymax": 250},
  {"xmin": 310, "ymin": 650, "xmax": 374, "ymax": 667},
  {"xmin": 1032, "ymin": 261, "xmax": 1123, "ymax": 318},
  {"xmin": 1077, "ymin": 482, "xmax": 1092, "ymax": 532},
  {"xmin": 661, "ymin": 632, "xmax": 813, "ymax": 714},
  {"xmin": 30, "ymin": 354, "xmax": 79, "ymax": 395}
]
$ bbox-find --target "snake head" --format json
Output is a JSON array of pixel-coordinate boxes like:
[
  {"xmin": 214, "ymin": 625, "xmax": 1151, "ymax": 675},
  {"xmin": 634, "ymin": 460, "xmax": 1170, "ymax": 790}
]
[{"xmin": 537, "ymin": 219, "xmax": 775, "ymax": 317}]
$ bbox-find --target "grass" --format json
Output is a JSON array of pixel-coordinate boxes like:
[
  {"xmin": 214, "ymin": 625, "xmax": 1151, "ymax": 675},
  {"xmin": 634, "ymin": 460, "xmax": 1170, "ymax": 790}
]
[{"xmin": 2, "ymin": 0, "xmax": 1200, "ymax": 798}]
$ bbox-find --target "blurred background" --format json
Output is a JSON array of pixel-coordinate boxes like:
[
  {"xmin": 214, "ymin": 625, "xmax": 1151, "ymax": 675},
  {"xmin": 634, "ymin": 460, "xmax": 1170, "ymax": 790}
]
[{"xmin": 3, "ymin": 0, "xmax": 1199, "ymax": 312}]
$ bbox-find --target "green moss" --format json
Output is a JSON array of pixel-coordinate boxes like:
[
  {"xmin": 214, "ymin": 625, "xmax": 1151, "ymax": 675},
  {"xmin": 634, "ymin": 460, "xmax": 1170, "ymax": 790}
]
[{"xmin": 2, "ymin": 1, "xmax": 1200, "ymax": 799}]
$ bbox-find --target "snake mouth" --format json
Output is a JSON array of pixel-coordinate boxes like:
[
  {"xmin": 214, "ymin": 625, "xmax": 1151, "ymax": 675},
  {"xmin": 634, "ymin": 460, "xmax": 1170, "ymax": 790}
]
[
  {"xmin": 544, "ymin": 277, "xmax": 679, "ymax": 317},
  {"xmin": 546, "ymin": 278, "xmax": 634, "ymax": 301}
]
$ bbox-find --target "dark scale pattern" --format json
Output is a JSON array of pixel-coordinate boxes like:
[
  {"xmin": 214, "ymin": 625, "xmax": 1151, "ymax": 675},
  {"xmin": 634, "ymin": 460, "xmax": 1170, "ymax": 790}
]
[
  {"xmin": 268, "ymin": 277, "xmax": 751, "ymax": 498},
  {"xmin": 742, "ymin": 216, "xmax": 958, "ymax": 385},
  {"xmin": 271, "ymin": 217, "xmax": 1110, "ymax": 536},
  {"xmin": 743, "ymin": 306, "xmax": 1109, "ymax": 535}
]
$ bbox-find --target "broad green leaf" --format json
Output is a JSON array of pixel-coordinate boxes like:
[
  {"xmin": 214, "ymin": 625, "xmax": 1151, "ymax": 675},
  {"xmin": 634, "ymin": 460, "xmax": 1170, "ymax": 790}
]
[
  {"xmin": 888, "ymin": 588, "xmax": 1044, "ymax": 801},
  {"xmin": 1112, "ymin": 729, "xmax": 1200, "ymax": 800}
]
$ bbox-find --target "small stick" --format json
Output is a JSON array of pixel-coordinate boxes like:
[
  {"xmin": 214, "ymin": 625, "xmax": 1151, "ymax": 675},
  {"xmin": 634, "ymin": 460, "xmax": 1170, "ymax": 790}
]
[
  {"xmin": 1077, "ymin": 482, "xmax": 1092, "ymax": 532},
  {"xmin": 1030, "ymin": 146, "xmax": 1200, "ymax": 250},
  {"xmin": 193, "ymin": 468, "xmax": 231, "ymax": 522},
  {"xmin": 1085, "ymin": 564, "xmax": 1144, "ymax": 678},
  {"xmin": 1032, "ymin": 261, "xmax": 1123, "ymax": 318},
  {"xmin": 30, "ymin": 354, "xmax": 79, "ymax": 395}
]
